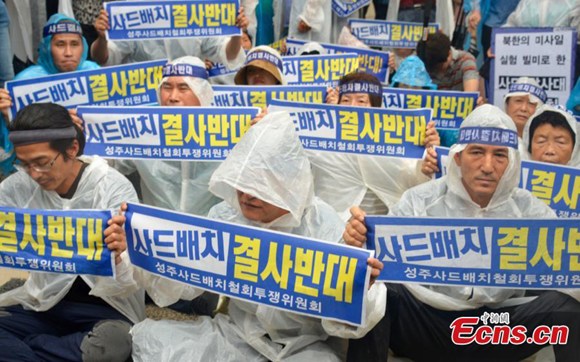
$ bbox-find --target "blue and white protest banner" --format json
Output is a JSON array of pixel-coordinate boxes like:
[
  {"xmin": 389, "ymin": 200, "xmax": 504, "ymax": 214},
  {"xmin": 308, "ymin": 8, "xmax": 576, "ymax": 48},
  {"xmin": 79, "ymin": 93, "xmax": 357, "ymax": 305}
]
[
  {"xmin": 332, "ymin": 0, "xmax": 371, "ymax": 18},
  {"xmin": 78, "ymin": 106, "xmax": 260, "ymax": 161},
  {"xmin": 0, "ymin": 207, "xmax": 113, "ymax": 276},
  {"xmin": 382, "ymin": 88, "xmax": 477, "ymax": 129},
  {"xmin": 366, "ymin": 216, "xmax": 580, "ymax": 289},
  {"xmin": 212, "ymin": 85, "xmax": 327, "ymax": 108},
  {"xmin": 434, "ymin": 147, "xmax": 579, "ymax": 218},
  {"xmin": 348, "ymin": 19, "xmax": 439, "ymax": 48},
  {"xmin": 268, "ymin": 99, "xmax": 431, "ymax": 159},
  {"xmin": 125, "ymin": 203, "xmax": 373, "ymax": 325},
  {"xmin": 285, "ymin": 39, "xmax": 389, "ymax": 83},
  {"xmin": 5, "ymin": 60, "xmax": 165, "ymax": 118},
  {"xmin": 521, "ymin": 160, "xmax": 580, "ymax": 218},
  {"xmin": 491, "ymin": 27, "xmax": 577, "ymax": 107},
  {"xmin": 283, "ymin": 54, "xmax": 360, "ymax": 87},
  {"xmin": 104, "ymin": 0, "xmax": 240, "ymax": 41}
]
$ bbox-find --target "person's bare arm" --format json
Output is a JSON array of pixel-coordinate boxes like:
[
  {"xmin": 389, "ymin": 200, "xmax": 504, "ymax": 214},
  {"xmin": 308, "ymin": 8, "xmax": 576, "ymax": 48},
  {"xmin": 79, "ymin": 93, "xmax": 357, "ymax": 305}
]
[{"xmin": 91, "ymin": 9, "xmax": 110, "ymax": 65}]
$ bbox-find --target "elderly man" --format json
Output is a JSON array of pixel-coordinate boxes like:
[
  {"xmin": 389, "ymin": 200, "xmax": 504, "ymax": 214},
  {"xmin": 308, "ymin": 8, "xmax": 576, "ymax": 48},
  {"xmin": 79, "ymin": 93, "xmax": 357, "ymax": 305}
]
[
  {"xmin": 114, "ymin": 56, "xmax": 221, "ymax": 217},
  {"xmin": 522, "ymin": 104, "xmax": 580, "ymax": 168},
  {"xmin": 0, "ymin": 103, "xmax": 143, "ymax": 362},
  {"xmin": 112, "ymin": 56, "xmax": 223, "ymax": 315},
  {"xmin": 345, "ymin": 104, "xmax": 580, "ymax": 361},
  {"xmin": 126, "ymin": 112, "xmax": 386, "ymax": 361}
]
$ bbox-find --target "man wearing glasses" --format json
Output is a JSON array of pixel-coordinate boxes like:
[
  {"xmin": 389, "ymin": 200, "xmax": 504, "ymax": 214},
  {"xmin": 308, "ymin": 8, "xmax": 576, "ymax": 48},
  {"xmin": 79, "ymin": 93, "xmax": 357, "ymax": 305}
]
[{"xmin": 0, "ymin": 103, "xmax": 144, "ymax": 362}]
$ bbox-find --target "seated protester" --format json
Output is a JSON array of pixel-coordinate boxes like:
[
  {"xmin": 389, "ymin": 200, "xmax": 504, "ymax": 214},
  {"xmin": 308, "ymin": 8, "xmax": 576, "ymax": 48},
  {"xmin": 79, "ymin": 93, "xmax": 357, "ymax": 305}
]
[
  {"xmin": 113, "ymin": 56, "xmax": 222, "ymax": 316},
  {"xmin": 129, "ymin": 112, "xmax": 386, "ymax": 361},
  {"xmin": 345, "ymin": 104, "xmax": 580, "ymax": 362},
  {"xmin": 114, "ymin": 56, "xmax": 221, "ymax": 217},
  {"xmin": 0, "ymin": 13, "xmax": 97, "ymax": 154},
  {"xmin": 416, "ymin": 32, "xmax": 479, "ymax": 92},
  {"xmin": 315, "ymin": 71, "xmax": 438, "ymax": 220},
  {"xmin": 15, "ymin": 13, "xmax": 99, "ymax": 80},
  {"xmin": 234, "ymin": 45, "xmax": 286, "ymax": 85},
  {"xmin": 91, "ymin": 8, "xmax": 248, "ymax": 71},
  {"xmin": 0, "ymin": 103, "xmax": 144, "ymax": 362},
  {"xmin": 522, "ymin": 104, "xmax": 580, "ymax": 168},
  {"xmin": 503, "ymin": 77, "xmax": 547, "ymax": 142},
  {"xmin": 390, "ymin": 55, "xmax": 437, "ymax": 90}
]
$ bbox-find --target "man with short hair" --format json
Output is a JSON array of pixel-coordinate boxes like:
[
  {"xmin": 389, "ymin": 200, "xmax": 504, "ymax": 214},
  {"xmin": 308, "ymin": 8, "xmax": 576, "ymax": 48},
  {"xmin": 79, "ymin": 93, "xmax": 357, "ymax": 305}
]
[
  {"xmin": 0, "ymin": 13, "xmax": 98, "ymax": 171},
  {"xmin": 522, "ymin": 104, "xmax": 579, "ymax": 167},
  {"xmin": 0, "ymin": 103, "xmax": 143, "ymax": 362},
  {"xmin": 345, "ymin": 104, "xmax": 580, "ymax": 361},
  {"xmin": 417, "ymin": 32, "xmax": 479, "ymax": 92},
  {"xmin": 15, "ymin": 13, "xmax": 99, "ymax": 80}
]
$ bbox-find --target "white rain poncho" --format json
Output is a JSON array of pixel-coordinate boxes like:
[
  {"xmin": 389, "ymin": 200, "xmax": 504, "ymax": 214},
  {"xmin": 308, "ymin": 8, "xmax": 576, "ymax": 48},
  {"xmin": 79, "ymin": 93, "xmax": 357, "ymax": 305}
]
[
  {"xmin": 274, "ymin": 0, "xmax": 332, "ymax": 43},
  {"xmin": 521, "ymin": 104, "xmax": 580, "ymax": 168},
  {"xmin": 309, "ymin": 152, "xmax": 428, "ymax": 220},
  {"xmin": 0, "ymin": 156, "xmax": 145, "ymax": 324},
  {"xmin": 114, "ymin": 56, "xmax": 222, "ymax": 217},
  {"xmin": 131, "ymin": 112, "xmax": 386, "ymax": 362},
  {"xmin": 389, "ymin": 104, "xmax": 556, "ymax": 311},
  {"xmin": 308, "ymin": 101, "xmax": 430, "ymax": 220},
  {"xmin": 505, "ymin": 0, "xmax": 580, "ymax": 43},
  {"xmin": 103, "ymin": 36, "xmax": 246, "ymax": 70}
]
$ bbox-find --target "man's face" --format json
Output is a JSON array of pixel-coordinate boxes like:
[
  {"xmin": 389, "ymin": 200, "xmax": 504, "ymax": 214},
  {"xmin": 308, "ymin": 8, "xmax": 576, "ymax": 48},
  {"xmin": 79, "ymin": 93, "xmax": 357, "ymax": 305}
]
[
  {"xmin": 51, "ymin": 33, "xmax": 83, "ymax": 72},
  {"xmin": 237, "ymin": 191, "xmax": 290, "ymax": 223},
  {"xmin": 531, "ymin": 123, "xmax": 574, "ymax": 165},
  {"xmin": 454, "ymin": 144, "xmax": 510, "ymax": 207},
  {"xmin": 505, "ymin": 95, "xmax": 537, "ymax": 136},
  {"xmin": 339, "ymin": 92, "xmax": 372, "ymax": 107},
  {"xmin": 15, "ymin": 142, "xmax": 77, "ymax": 194},
  {"xmin": 159, "ymin": 77, "xmax": 201, "ymax": 107},
  {"xmin": 246, "ymin": 65, "xmax": 279, "ymax": 86}
]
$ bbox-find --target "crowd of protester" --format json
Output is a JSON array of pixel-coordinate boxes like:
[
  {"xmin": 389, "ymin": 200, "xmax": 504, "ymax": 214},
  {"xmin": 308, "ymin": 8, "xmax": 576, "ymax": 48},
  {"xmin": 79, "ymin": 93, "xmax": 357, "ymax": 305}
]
[{"xmin": 0, "ymin": 0, "xmax": 579, "ymax": 361}]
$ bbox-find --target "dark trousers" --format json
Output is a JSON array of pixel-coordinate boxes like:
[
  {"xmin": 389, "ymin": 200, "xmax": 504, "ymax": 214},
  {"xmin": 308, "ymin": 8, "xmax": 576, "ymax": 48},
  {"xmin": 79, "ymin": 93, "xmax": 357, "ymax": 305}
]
[
  {"xmin": 347, "ymin": 284, "xmax": 580, "ymax": 362},
  {"xmin": 0, "ymin": 300, "xmax": 129, "ymax": 362}
]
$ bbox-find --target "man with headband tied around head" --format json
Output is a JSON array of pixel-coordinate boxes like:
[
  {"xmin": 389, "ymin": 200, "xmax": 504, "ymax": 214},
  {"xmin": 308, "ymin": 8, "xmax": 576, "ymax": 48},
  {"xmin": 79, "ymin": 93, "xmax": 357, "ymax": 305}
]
[
  {"xmin": 0, "ymin": 103, "xmax": 143, "ymax": 362},
  {"xmin": 15, "ymin": 13, "xmax": 99, "ymax": 80},
  {"xmin": 114, "ymin": 56, "xmax": 221, "ymax": 217},
  {"xmin": 113, "ymin": 56, "xmax": 222, "ymax": 315},
  {"xmin": 344, "ymin": 104, "xmax": 580, "ymax": 362},
  {"xmin": 0, "ymin": 13, "xmax": 99, "ymax": 145}
]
